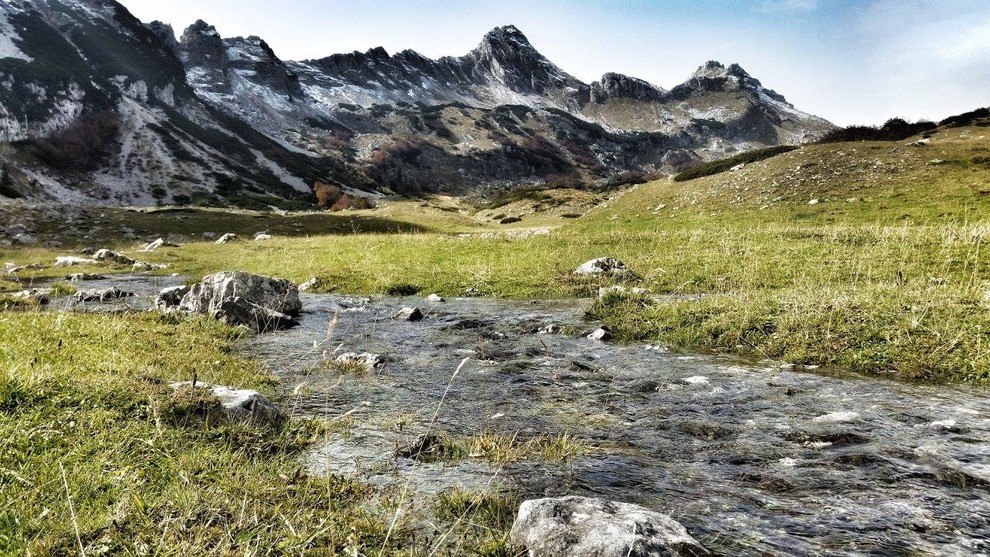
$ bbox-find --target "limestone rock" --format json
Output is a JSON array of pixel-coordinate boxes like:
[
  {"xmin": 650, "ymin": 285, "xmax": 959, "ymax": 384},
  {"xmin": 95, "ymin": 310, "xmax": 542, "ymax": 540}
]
[
  {"xmin": 215, "ymin": 233, "xmax": 238, "ymax": 244},
  {"xmin": 333, "ymin": 352, "xmax": 386, "ymax": 371},
  {"xmin": 169, "ymin": 381, "xmax": 283, "ymax": 427},
  {"xmin": 94, "ymin": 249, "xmax": 136, "ymax": 266},
  {"xmin": 65, "ymin": 273, "xmax": 108, "ymax": 281},
  {"xmin": 395, "ymin": 307, "xmax": 424, "ymax": 322},
  {"xmin": 574, "ymin": 257, "xmax": 630, "ymax": 276},
  {"xmin": 155, "ymin": 285, "xmax": 191, "ymax": 310},
  {"xmin": 74, "ymin": 287, "xmax": 135, "ymax": 302},
  {"xmin": 54, "ymin": 256, "xmax": 97, "ymax": 267},
  {"xmin": 178, "ymin": 271, "xmax": 301, "ymax": 332},
  {"xmin": 587, "ymin": 326, "xmax": 612, "ymax": 341},
  {"xmin": 509, "ymin": 496, "xmax": 709, "ymax": 557}
]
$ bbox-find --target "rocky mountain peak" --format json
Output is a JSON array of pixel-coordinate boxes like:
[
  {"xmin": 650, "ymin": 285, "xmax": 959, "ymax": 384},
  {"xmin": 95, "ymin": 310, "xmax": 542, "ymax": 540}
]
[
  {"xmin": 469, "ymin": 25, "xmax": 578, "ymax": 94},
  {"xmin": 591, "ymin": 73, "xmax": 665, "ymax": 103},
  {"xmin": 145, "ymin": 20, "xmax": 178, "ymax": 52},
  {"xmin": 178, "ymin": 20, "xmax": 224, "ymax": 67}
]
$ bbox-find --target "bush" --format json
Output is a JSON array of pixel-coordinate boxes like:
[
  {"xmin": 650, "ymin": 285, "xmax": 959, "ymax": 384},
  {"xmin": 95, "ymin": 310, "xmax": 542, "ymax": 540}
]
[
  {"xmin": 0, "ymin": 164, "xmax": 21, "ymax": 198},
  {"xmin": 34, "ymin": 111, "xmax": 120, "ymax": 171},
  {"xmin": 314, "ymin": 182, "xmax": 343, "ymax": 209},
  {"xmin": 816, "ymin": 118, "xmax": 937, "ymax": 144},
  {"xmin": 673, "ymin": 145, "xmax": 798, "ymax": 182},
  {"xmin": 939, "ymin": 107, "xmax": 990, "ymax": 128}
]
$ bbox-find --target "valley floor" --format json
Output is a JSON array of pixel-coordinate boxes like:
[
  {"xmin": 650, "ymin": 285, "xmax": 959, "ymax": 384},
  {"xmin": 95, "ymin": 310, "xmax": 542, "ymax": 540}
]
[{"xmin": 2, "ymin": 127, "xmax": 989, "ymax": 553}]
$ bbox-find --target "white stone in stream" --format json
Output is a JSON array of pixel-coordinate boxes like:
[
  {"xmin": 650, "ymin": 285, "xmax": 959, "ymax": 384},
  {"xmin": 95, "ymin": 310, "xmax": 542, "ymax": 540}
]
[
  {"xmin": 215, "ymin": 233, "xmax": 238, "ymax": 244},
  {"xmin": 587, "ymin": 327, "xmax": 612, "ymax": 341},
  {"xmin": 681, "ymin": 376, "xmax": 710, "ymax": 386},
  {"xmin": 333, "ymin": 352, "xmax": 386, "ymax": 371},
  {"xmin": 54, "ymin": 256, "xmax": 98, "ymax": 267},
  {"xmin": 169, "ymin": 381, "xmax": 283, "ymax": 426},
  {"xmin": 574, "ymin": 257, "xmax": 630, "ymax": 276},
  {"xmin": 812, "ymin": 411, "xmax": 862, "ymax": 424},
  {"xmin": 65, "ymin": 273, "xmax": 107, "ymax": 281},
  {"xmin": 509, "ymin": 496, "xmax": 710, "ymax": 557},
  {"xmin": 395, "ymin": 307, "xmax": 424, "ymax": 322},
  {"xmin": 74, "ymin": 287, "xmax": 135, "ymax": 302},
  {"xmin": 155, "ymin": 285, "xmax": 191, "ymax": 310},
  {"xmin": 425, "ymin": 293, "xmax": 445, "ymax": 303}
]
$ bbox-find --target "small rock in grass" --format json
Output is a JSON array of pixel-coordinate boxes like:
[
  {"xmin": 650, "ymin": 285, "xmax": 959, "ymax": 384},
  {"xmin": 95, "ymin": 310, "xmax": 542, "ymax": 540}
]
[
  {"xmin": 54, "ymin": 256, "xmax": 97, "ymax": 267},
  {"xmin": 298, "ymin": 277, "xmax": 321, "ymax": 292},
  {"xmin": 215, "ymin": 233, "xmax": 238, "ymax": 244},
  {"xmin": 93, "ymin": 249, "xmax": 136, "ymax": 266},
  {"xmin": 395, "ymin": 307, "xmax": 424, "ymax": 322},
  {"xmin": 574, "ymin": 257, "xmax": 630, "ymax": 276},
  {"xmin": 425, "ymin": 293, "xmax": 445, "ymax": 303},
  {"xmin": 168, "ymin": 381, "xmax": 283, "ymax": 427}
]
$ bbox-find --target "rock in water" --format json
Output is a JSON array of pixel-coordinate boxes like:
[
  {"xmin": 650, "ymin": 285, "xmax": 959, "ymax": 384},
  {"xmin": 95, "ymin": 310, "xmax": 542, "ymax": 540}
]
[
  {"xmin": 155, "ymin": 285, "xmax": 191, "ymax": 310},
  {"xmin": 574, "ymin": 257, "xmax": 630, "ymax": 276},
  {"xmin": 395, "ymin": 307, "xmax": 424, "ymax": 322},
  {"xmin": 74, "ymin": 287, "xmax": 135, "ymax": 302},
  {"xmin": 178, "ymin": 271, "xmax": 302, "ymax": 332},
  {"xmin": 587, "ymin": 326, "xmax": 612, "ymax": 341},
  {"xmin": 509, "ymin": 496, "xmax": 709, "ymax": 557}
]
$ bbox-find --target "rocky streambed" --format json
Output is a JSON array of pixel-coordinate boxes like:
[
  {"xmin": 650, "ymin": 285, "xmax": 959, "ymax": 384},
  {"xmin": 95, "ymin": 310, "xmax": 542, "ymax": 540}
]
[
  {"xmin": 240, "ymin": 292, "xmax": 990, "ymax": 556},
  {"xmin": 30, "ymin": 275, "xmax": 990, "ymax": 554}
]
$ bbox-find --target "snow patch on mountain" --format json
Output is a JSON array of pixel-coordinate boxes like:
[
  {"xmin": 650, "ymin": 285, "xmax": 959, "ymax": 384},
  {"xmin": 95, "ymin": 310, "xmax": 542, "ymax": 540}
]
[{"xmin": 0, "ymin": 12, "xmax": 31, "ymax": 62}]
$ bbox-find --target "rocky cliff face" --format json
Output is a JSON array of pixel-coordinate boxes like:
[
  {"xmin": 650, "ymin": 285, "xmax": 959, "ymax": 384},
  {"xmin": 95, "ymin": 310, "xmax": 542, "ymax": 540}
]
[{"xmin": 0, "ymin": 0, "xmax": 835, "ymax": 206}]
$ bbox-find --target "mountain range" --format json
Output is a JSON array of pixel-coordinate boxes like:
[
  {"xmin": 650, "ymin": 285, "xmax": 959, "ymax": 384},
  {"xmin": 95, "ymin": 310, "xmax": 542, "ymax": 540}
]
[{"xmin": 0, "ymin": 0, "xmax": 834, "ymax": 207}]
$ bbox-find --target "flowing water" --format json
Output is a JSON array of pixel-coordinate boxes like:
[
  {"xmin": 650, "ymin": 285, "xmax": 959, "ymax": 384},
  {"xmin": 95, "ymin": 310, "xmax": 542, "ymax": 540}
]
[{"xmin": 236, "ymin": 292, "xmax": 990, "ymax": 556}]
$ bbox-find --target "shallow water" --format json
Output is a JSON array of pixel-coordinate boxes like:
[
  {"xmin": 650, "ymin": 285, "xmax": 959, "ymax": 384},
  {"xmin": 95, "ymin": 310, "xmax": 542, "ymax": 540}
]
[{"xmin": 234, "ymin": 292, "xmax": 990, "ymax": 555}]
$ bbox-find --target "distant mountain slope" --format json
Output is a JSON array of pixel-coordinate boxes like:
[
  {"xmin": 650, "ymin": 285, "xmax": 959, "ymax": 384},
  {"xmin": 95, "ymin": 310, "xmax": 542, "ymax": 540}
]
[{"xmin": 0, "ymin": 0, "xmax": 835, "ymax": 206}]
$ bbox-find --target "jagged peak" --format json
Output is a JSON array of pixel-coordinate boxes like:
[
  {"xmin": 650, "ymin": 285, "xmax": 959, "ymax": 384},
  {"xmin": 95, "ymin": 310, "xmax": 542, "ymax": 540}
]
[{"xmin": 181, "ymin": 19, "xmax": 220, "ymax": 41}]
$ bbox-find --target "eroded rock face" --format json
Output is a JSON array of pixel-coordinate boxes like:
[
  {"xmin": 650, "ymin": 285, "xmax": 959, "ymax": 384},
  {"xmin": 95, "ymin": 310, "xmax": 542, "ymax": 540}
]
[
  {"xmin": 177, "ymin": 271, "xmax": 301, "ymax": 332},
  {"xmin": 509, "ymin": 496, "xmax": 710, "ymax": 557}
]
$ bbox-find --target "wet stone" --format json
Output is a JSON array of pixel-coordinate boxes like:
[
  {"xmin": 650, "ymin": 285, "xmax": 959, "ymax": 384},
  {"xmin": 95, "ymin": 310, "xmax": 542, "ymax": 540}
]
[{"xmin": 395, "ymin": 307, "xmax": 424, "ymax": 322}]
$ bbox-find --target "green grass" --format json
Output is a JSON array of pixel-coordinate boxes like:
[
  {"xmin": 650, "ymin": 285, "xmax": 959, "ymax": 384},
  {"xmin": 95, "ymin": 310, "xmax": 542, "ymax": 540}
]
[{"xmin": 0, "ymin": 311, "xmax": 409, "ymax": 554}]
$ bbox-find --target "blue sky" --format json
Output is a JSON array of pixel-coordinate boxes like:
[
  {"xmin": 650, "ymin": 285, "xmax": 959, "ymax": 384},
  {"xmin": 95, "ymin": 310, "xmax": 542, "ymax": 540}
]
[{"xmin": 121, "ymin": 0, "xmax": 990, "ymax": 126}]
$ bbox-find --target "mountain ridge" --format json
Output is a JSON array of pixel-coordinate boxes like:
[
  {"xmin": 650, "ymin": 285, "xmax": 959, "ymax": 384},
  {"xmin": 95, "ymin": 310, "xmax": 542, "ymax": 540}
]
[{"xmin": 0, "ymin": 0, "xmax": 835, "ymax": 206}]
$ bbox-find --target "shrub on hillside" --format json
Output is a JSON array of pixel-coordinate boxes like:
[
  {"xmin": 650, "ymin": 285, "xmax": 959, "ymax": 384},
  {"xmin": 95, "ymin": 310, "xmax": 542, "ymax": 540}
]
[
  {"xmin": 34, "ymin": 111, "xmax": 120, "ymax": 171},
  {"xmin": 816, "ymin": 118, "xmax": 936, "ymax": 144},
  {"xmin": 673, "ymin": 145, "xmax": 798, "ymax": 182},
  {"xmin": 939, "ymin": 107, "xmax": 990, "ymax": 128}
]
